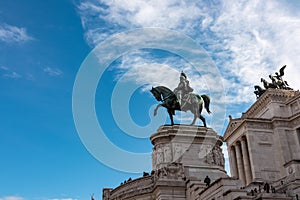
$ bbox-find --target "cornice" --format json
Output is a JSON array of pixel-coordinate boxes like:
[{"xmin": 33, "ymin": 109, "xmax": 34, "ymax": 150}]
[
  {"xmin": 224, "ymin": 118, "xmax": 273, "ymax": 141},
  {"xmin": 243, "ymin": 89, "xmax": 297, "ymax": 119}
]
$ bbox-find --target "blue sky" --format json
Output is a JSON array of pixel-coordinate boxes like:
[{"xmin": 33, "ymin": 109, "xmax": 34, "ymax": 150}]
[{"xmin": 1, "ymin": 0, "xmax": 300, "ymax": 200}]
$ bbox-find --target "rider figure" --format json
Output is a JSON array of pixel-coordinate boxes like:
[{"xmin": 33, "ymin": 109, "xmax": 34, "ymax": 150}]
[
  {"xmin": 275, "ymin": 72, "xmax": 289, "ymax": 89},
  {"xmin": 173, "ymin": 71, "xmax": 193, "ymax": 110},
  {"xmin": 269, "ymin": 74, "xmax": 279, "ymax": 88}
]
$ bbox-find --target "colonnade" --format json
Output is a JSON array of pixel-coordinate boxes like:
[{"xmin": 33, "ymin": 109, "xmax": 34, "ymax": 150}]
[{"xmin": 229, "ymin": 137, "xmax": 252, "ymax": 186}]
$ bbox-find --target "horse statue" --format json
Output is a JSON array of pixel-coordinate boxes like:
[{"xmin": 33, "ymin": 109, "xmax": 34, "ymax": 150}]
[
  {"xmin": 261, "ymin": 78, "xmax": 277, "ymax": 89},
  {"xmin": 150, "ymin": 86, "xmax": 211, "ymax": 126},
  {"xmin": 254, "ymin": 85, "xmax": 266, "ymax": 98},
  {"xmin": 254, "ymin": 65, "xmax": 294, "ymax": 98}
]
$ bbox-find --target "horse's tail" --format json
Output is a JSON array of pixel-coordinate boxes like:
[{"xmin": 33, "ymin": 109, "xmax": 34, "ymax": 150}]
[{"xmin": 201, "ymin": 94, "xmax": 211, "ymax": 114}]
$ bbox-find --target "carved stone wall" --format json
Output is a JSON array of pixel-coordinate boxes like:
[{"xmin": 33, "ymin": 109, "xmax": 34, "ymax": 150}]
[{"xmin": 150, "ymin": 125, "xmax": 227, "ymax": 181}]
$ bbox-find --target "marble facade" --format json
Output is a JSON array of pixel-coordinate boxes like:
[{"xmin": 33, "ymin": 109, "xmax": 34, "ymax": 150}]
[{"xmin": 103, "ymin": 89, "xmax": 300, "ymax": 200}]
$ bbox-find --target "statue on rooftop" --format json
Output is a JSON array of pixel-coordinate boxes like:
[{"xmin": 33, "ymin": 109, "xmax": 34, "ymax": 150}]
[
  {"xmin": 254, "ymin": 85, "xmax": 266, "ymax": 99},
  {"xmin": 254, "ymin": 65, "xmax": 293, "ymax": 98}
]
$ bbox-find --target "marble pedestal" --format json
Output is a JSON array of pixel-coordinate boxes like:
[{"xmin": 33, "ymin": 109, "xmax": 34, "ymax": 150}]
[{"xmin": 150, "ymin": 125, "xmax": 228, "ymax": 182}]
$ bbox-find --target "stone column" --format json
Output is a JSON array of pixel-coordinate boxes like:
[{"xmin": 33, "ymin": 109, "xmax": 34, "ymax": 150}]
[
  {"xmin": 229, "ymin": 146, "xmax": 238, "ymax": 178},
  {"xmin": 235, "ymin": 142, "xmax": 246, "ymax": 186},
  {"xmin": 241, "ymin": 138, "xmax": 252, "ymax": 185}
]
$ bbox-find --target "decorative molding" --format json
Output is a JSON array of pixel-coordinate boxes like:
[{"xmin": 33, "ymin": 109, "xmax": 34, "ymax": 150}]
[
  {"xmin": 223, "ymin": 120, "xmax": 242, "ymax": 140},
  {"xmin": 257, "ymin": 134, "xmax": 269, "ymax": 142},
  {"xmin": 246, "ymin": 120, "xmax": 272, "ymax": 130},
  {"xmin": 291, "ymin": 115, "xmax": 300, "ymax": 128},
  {"xmin": 245, "ymin": 89, "xmax": 297, "ymax": 118},
  {"xmin": 224, "ymin": 119, "xmax": 272, "ymax": 142}
]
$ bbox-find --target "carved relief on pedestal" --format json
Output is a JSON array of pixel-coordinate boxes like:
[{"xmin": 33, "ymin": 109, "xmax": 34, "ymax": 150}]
[
  {"xmin": 152, "ymin": 151, "xmax": 156, "ymax": 168},
  {"xmin": 173, "ymin": 143, "xmax": 183, "ymax": 161},
  {"xmin": 198, "ymin": 144, "xmax": 213, "ymax": 160},
  {"xmin": 172, "ymin": 143, "xmax": 189, "ymax": 162},
  {"xmin": 153, "ymin": 144, "xmax": 164, "ymax": 168},
  {"xmin": 204, "ymin": 150, "xmax": 214, "ymax": 165},
  {"xmin": 154, "ymin": 162, "xmax": 185, "ymax": 181},
  {"xmin": 157, "ymin": 148, "xmax": 164, "ymax": 164},
  {"xmin": 153, "ymin": 144, "xmax": 174, "ymax": 168},
  {"xmin": 203, "ymin": 146, "xmax": 225, "ymax": 167},
  {"xmin": 163, "ymin": 144, "xmax": 172, "ymax": 162}
]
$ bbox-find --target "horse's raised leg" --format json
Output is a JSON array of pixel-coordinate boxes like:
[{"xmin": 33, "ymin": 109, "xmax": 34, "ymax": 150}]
[
  {"xmin": 199, "ymin": 115, "xmax": 206, "ymax": 127},
  {"xmin": 154, "ymin": 104, "xmax": 162, "ymax": 116},
  {"xmin": 168, "ymin": 109, "xmax": 174, "ymax": 125}
]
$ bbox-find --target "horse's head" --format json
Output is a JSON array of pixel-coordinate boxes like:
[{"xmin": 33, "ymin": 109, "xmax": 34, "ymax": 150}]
[{"xmin": 150, "ymin": 87, "xmax": 162, "ymax": 101}]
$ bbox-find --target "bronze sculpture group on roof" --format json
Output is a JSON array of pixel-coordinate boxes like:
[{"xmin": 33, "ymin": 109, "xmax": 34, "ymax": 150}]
[{"xmin": 254, "ymin": 65, "xmax": 293, "ymax": 98}]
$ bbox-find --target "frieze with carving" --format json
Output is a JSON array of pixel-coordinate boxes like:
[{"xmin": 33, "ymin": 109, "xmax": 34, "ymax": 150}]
[
  {"xmin": 172, "ymin": 143, "xmax": 189, "ymax": 162},
  {"xmin": 204, "ymin": 146, "xmax": 225, "ymax": 167},
  {"xmin": 246, "ymin": 121, "xmax": 272, "ymax": 130},
  {"xmin": 198, "ymin": 144, "xmax": 213, "ymax": 160},
  {"xmin": 153, "ymin": 162, "xmax": 185, "ymax": 181},
  {"xmin": 163, "ymin": 144, "xmax": 172, "ymax": 162},
  {"xmin": 272, "ymin": 119, "xmax": 292, "ymax": 128}
]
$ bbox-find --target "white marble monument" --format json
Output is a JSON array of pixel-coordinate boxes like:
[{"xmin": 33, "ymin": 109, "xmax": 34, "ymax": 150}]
[{"xmin": 103, "ymin": 89, "xmax": 300, "ymax": 200}]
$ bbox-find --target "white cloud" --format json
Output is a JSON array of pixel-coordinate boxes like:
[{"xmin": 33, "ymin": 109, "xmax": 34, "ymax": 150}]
[
  {"xmin": 77, "ymin": 0, "xmax": 218, "ymax": 46},
  {"xmin": 74, "ymin": 0, "xmax": 300, "ymax": 179},
  {"xmin": 0, "ymin": 66, "xmax": 9, "ymax": 71},
  {"xmin": 3, "ymin": 71, "xmax": 22, "ymax": 79},
  {"xmin": 43, "ymin": 67, "xmax": 63, "ymax": 77},
  {"xmin": 1, "ymin": 66, "xmax": 22, "ymax": 79},
  {"xmin": 115, "ymin": 51, "xmax": 181, "ymax": 88},
  {"xmin": 77, "ymin": 0, "xmax": 300, "ymax": 123},
  {"xmin": 0, "ymin": 24, "xmax": 33, "ymax": 43},
  {"xmin": 211, "ymin": 0, "xmax": 300, "ymax": 89},
  {"xmin": 0, "ymin": 196, "xmax": 24, "ymax": 200}
]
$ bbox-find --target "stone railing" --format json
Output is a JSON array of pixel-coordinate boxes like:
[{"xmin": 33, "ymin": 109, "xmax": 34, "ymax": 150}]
[{"xmin": 109, "ymin": 175, "xmax": 154, "ymax": 199}]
